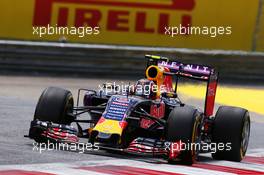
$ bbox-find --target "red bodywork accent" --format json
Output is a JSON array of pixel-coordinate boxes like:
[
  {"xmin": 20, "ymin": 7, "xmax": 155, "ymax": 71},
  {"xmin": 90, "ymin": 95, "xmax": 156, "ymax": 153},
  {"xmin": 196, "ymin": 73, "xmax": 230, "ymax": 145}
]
[
  {"xmin": 127, "ymin": 142, "xmax": 167, "ymax": 155},
  {"xmin": 140, "ymin": 101, "xmax": 165, "ymax": 129},
  {"xmin": 97, "ymin": 117, "xmax": 106, "ymax": 124},
  {"xmin": 119, "ymin": 121, "xmax": 128, "ymax": 129},
  {"xmin": 163, "ymin": 67, "xmax": 174, "ymax": 92},
  {"xmin": 205, "ymin": 79, "xmax": 217, "ymax": 117},
  {"xmin": 169, "ymin": 141, "xmax": 182, "ymax": 160},
  {"xmin": 42, "ymin": 130, "xmax": 79, "ymax": 143}
]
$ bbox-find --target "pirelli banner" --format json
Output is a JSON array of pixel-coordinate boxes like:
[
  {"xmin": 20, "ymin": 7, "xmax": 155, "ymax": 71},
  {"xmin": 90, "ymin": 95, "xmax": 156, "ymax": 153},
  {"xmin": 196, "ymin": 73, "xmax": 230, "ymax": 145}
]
[{"xmin": 0, "ymin": 0, "xmax": 263, "ymax": 51}]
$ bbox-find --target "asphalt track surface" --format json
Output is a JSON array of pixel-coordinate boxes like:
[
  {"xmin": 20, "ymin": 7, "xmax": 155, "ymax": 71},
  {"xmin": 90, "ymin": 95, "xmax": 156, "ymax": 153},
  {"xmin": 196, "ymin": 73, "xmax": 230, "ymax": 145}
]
[{"xmin": 0, "ymin": 75, "xmax": 263, "ymax": 174}]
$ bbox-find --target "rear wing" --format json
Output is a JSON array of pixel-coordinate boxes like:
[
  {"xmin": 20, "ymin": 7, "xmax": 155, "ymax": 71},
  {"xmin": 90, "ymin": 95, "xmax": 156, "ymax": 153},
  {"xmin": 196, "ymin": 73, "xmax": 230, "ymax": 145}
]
[{"xmin": 145, "ymin": 55, "xmax": 218, "ymax": 117}]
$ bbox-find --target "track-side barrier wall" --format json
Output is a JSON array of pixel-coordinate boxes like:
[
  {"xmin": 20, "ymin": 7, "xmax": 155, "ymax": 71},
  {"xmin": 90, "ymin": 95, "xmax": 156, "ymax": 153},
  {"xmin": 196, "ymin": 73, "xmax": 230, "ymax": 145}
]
[{"xmin": 0, "ymin": 40, "xmax": 263, "ymax": 82}]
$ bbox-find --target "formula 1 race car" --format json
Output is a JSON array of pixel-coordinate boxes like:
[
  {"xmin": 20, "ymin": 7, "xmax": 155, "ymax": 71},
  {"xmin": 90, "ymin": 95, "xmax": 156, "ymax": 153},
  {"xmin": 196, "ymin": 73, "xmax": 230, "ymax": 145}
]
[{"xmin": 28, "ymin": 55, "xmax": 250, "ymax": 165}]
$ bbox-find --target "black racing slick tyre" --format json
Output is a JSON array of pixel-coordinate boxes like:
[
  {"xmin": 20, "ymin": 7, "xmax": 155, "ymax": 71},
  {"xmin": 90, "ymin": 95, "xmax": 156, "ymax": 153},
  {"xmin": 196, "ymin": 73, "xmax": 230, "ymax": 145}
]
[
  {"xmin": 166, "ymin": 106, "xmax": 201, "ymax": 165},
  {"xmin": 34, "ymin": 87, "xmax": 74, "ymax": 124},
  {"xmin": 212, "ymin": 106, "xmax": 250, "ymax": 162}
]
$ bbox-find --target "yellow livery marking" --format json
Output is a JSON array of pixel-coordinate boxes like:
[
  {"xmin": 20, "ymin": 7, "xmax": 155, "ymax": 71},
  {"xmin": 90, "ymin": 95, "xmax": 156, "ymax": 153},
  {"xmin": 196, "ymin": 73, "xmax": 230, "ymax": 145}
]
[
  {"xmin": 177, "ymin": 84, "xmax": 264, "ymax": 115},
  {"xmin": 93, "ymin": 119, "xmax": 123, "ymax": 135}
]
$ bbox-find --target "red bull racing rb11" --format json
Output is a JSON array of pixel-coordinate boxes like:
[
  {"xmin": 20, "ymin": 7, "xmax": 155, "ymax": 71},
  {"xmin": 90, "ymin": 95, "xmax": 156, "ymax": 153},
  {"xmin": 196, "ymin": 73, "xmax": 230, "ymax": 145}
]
[{"xmin": 27, "ymin": 55, "xmax": 251, "ymax": 165}]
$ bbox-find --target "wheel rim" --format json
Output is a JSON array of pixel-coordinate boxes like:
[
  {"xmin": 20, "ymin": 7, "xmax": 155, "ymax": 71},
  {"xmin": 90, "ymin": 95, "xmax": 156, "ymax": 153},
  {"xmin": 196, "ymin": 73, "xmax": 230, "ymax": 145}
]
[
  {"xmin": 191, "ymin": 116, "xmax": 201, "ymax": 160},
  {"xmin": 241, "ymin": 117, "xmax": 250, "ymax": 155}
]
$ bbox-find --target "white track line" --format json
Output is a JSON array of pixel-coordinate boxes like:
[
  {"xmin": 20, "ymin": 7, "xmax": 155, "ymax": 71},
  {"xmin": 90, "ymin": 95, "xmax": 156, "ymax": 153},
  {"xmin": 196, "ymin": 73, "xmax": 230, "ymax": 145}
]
[{"xmin": 0, "ymin": 149, "xmax": 264, "ymax": 175}]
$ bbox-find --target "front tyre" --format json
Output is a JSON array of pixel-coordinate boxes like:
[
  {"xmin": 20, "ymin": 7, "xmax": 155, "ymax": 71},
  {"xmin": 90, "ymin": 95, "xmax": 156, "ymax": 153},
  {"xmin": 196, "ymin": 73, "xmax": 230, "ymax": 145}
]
[
  {"xmin": 212, "ymin": 106, "xmax": 250, "ymax": 161},
  {"xmin": 34, "ymin": 87, "xmax": 74, "ymax": 124},
  {"xmin": 166, "ymin": 106, "xmax": 202, "ymax": 165}
]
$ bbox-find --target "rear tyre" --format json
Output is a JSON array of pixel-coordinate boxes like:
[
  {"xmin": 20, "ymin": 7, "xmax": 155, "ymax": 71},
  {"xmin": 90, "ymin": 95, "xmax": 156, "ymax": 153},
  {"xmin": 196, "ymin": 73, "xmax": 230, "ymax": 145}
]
[
  {"xmin": 212, "ymin": 106, "xmax": 250, "ymax": 161},
  {"xmin": 166, "ymin": 106, "xmax": 201, "ymax": 165},
  {"xmin": 34, "ymin": 87, "xmax": 74, "ymax": 124}
]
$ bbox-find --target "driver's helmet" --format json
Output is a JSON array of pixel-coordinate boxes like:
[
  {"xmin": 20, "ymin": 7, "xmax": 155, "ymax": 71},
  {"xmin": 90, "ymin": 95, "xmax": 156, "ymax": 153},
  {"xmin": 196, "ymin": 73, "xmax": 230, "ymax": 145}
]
[{"xmin": 134, "ymin": 79, "xmax": 156, "ymax": 99}]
